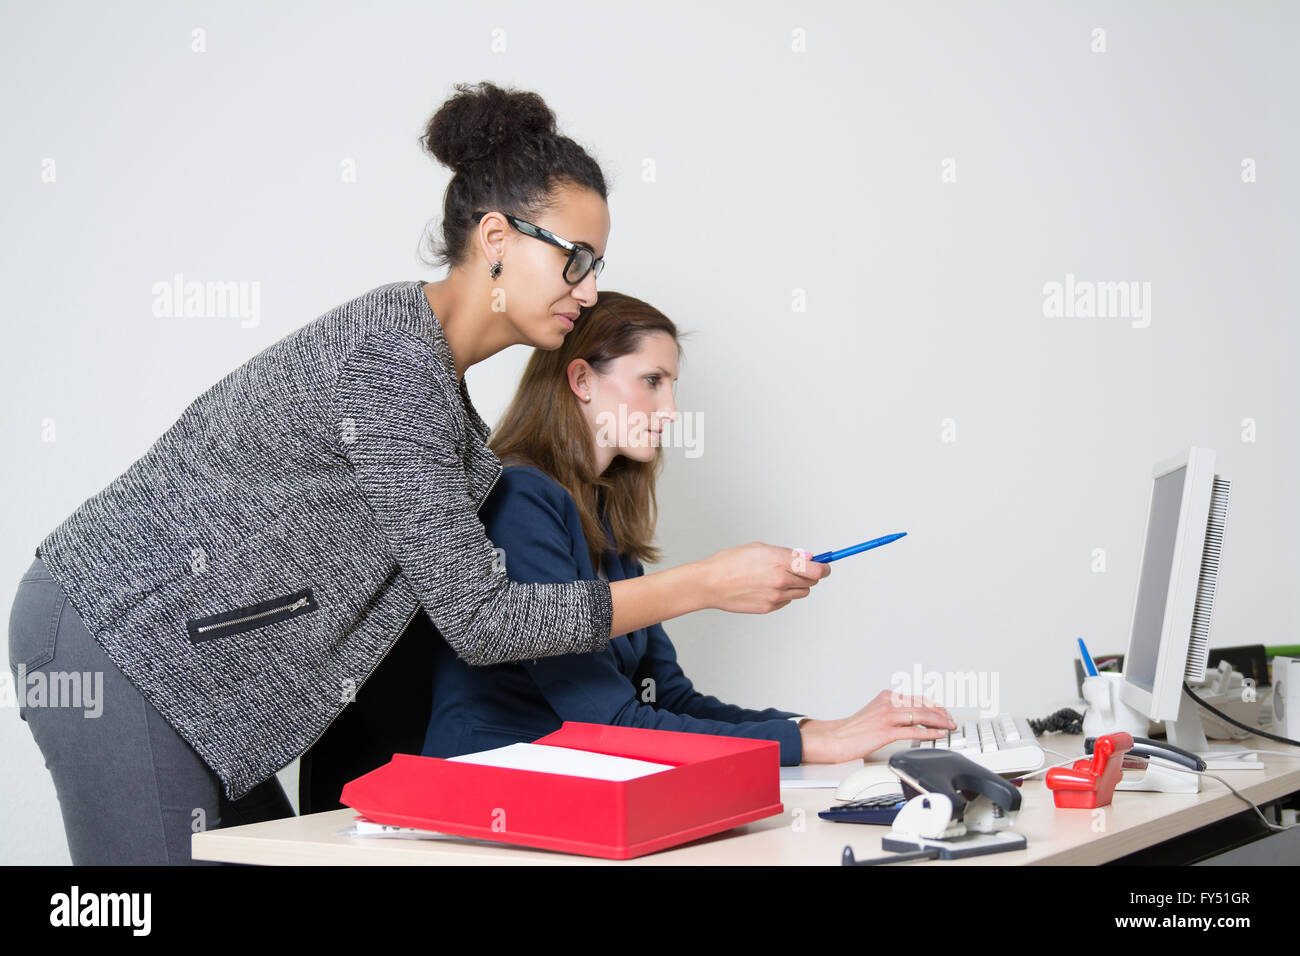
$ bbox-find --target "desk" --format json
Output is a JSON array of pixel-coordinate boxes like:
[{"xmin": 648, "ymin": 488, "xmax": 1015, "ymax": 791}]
[{"xmin": 192, "ymin": 734, "xmax": 1300, "ymax": 865}]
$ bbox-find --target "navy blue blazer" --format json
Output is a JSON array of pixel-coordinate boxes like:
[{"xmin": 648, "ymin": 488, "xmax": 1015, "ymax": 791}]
[{"xmin": 421, "ymin": 464, "xmax": 804, "ymax": 764}]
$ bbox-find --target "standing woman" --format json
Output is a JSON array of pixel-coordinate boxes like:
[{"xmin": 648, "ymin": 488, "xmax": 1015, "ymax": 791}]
[{"xmin": 6, "ymin": 81, "xmax": 829, "ymax": 865}]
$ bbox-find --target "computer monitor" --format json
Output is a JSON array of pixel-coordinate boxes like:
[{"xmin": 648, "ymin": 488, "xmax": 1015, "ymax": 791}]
[{"xmin": 1117, "ymin": 446, "xmax": 1256, "ymax": 768}]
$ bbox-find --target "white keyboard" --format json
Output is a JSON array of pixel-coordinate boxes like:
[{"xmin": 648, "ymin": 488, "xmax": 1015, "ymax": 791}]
[{"xmin": 909, "ymin": 714, "xmax": 1045, "ymax": 775}]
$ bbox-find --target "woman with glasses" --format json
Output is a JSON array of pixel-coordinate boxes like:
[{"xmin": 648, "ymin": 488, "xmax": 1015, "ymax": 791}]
[
  {"xmin": 416, "ymin": 291, "xmax": 956, "ymax": 766},
  {"xmin": 8, "ymin": 81, "xmax": 829, "ymax": 864}
]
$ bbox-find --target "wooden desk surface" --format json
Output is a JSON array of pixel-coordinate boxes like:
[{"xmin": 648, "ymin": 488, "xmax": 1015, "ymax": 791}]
[{"xmin": 192, "ymin": 734, "xmax": 1300, "ymax": 866}]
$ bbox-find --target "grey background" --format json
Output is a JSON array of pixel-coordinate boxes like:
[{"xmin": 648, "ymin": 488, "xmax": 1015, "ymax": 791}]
[{"xmin": 2, "ymin": 0, "xmax": 1295, "ymax": 864}]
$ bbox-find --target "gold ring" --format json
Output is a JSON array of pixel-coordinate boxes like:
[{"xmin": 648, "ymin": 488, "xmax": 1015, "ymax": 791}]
[{"xmin": 907, "ymin": 711, "xmax": 914, "ymax": 726}]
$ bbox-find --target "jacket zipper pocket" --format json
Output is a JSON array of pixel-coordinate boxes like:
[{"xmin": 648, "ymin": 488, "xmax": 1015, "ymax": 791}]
[{"xmin": 186, "ymin": 587, "xmax": 319, "ymax": 644}]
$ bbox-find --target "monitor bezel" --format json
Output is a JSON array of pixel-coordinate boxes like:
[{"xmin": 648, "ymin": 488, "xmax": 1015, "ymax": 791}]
[{"xmin": 1119, "ymin": 446, "xmax": 1217, "ymax": 722}]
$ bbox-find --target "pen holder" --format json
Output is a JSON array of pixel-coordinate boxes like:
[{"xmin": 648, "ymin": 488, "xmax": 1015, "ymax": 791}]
[{"xmin": 1080, "ymin": 673, "xmax": 1149, "ymax": 739}]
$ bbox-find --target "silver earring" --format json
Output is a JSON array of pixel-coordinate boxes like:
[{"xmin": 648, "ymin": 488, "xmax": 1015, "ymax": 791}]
[{"xmin": 489, "ymin": 260, "xmax": 502, "ymax": 279}]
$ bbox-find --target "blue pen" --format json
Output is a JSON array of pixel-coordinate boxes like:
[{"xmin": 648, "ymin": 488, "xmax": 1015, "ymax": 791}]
[
  {"xmin": 1077, "ymin": 637, "xmax": 1098, "ymax": 677},
  {"xmin": 811, "ymin": 533, "xmax": 906, "ymax": 563}
]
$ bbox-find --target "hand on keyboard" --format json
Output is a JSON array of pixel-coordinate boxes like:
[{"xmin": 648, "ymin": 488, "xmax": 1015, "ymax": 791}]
[{"xmin": 798, "ymin": 690, "xmax": 957, "ymax": 763}]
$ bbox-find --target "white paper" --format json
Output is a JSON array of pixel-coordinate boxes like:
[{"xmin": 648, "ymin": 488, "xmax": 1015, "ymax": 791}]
[
  {"xmin": 349, "ymin": 820, "xmax": 449, "ymax": 840},
  {"xmin": 347, "ymin": 818, "xmax": 504, "ymax": 846},
  {"xmin": 779, "ymin": 759, "xmax": 866, "ymax": 789},
  {"xmin": 446, "ymin": 742, "xmax": 674, "ymax": 781}
]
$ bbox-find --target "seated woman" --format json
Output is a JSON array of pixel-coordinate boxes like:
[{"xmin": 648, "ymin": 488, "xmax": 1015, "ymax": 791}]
[{"xmin": 421, "ymin": 292, "xmax": 954, "ymax": 765}]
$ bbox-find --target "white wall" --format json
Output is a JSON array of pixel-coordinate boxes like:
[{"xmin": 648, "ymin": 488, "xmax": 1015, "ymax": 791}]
[{"xmin": 2, "ymin": 0, "xmax": 1295, "ymax": 864}]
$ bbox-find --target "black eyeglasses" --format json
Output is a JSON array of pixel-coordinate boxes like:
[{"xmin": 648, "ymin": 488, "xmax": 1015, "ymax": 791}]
[{"xmin": 472, "ymin": 211, "xmax": 605, "ymax": 285}]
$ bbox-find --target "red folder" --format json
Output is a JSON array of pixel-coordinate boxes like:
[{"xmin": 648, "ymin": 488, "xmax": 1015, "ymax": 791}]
[{"xmin": 339, "ymin": 722, "xmax": 784, "ymax": 859}]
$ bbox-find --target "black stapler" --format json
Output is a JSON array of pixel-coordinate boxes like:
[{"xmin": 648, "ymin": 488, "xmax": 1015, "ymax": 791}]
[{"xmin": 842, "ymin": 749, "xmax": 1028, "ymax": 864}]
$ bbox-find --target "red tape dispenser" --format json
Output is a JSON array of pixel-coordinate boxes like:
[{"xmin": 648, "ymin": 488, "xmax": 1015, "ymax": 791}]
[{"xmin": 1044, "ymin": 732, "xmax": 1134, "ymax": 809}]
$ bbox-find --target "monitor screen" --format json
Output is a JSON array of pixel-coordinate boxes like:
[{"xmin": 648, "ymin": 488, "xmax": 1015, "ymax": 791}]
[{"xmin": 1126, "ymin": 466, "xmax": 1187, "ymax": 693}]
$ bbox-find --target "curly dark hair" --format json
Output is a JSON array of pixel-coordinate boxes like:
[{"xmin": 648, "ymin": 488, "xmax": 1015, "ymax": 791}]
[{"xmin": 418, "ymin": 81, "xmax": 609, "ymax": 270}]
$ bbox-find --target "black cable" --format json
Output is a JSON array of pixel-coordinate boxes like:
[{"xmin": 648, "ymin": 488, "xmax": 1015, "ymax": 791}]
[
  {"xmin": 1028, "ymin": 707, "xmax": 1084, "ymax": 736},
  {"xmin": 1181, "ymin": 680, "xmax": 1300, "ymax": 747}
]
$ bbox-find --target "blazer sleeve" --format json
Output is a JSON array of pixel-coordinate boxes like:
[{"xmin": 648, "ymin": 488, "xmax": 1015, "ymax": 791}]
[
  {"xmin": 488, "ymin": 479, "xmax": 804, "ymax": 765},
  {"xmin": 634, "ymin": 616, "xmax": 803, "ymax": 726},
  {"xmin": 330, "ymin": 328, "xmax": 612, "ymax": 666}
]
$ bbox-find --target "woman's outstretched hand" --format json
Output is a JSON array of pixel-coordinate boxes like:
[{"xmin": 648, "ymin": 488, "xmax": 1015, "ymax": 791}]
[
  {"xmin": 606, "ymin": 542, "xmax": 828, "ymax": 639},
  {"xmin": 702, "ymin": 542, "xmax": 830, "ymax": 614},
  {"xmin": 799, "ymin": 690, "xmax": 958, "ymax": 764}
]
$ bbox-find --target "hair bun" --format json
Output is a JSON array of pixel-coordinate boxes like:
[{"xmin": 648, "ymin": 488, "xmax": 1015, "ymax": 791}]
[{"xmin": 421, "ymin": 81, "xmax": 557, "ymax": 172}]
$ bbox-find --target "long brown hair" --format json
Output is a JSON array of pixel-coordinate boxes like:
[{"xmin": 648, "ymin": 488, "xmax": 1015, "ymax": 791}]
[{"xmin": 489, "ymin": 291, "xmax": 681, "ymax": 573}]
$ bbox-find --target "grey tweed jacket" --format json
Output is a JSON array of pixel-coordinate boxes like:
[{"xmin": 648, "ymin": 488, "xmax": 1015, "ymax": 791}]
[{"xmin": 35, "ymin": 280, "xmax": 614, "ymax": 800}]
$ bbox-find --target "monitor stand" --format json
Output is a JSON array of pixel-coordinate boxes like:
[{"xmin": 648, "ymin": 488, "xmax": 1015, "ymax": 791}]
[{"xmin": 1166, "ymin": 689, "xmax": 1264, "ymax": 770}]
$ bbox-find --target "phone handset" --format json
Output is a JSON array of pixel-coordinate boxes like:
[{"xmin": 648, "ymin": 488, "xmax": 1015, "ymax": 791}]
[{"xmin": 1085, "ymin": 734, "xmax": 1207, "ymax": 772}]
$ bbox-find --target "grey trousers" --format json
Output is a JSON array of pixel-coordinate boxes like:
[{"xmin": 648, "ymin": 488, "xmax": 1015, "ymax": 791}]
[{"xmin": 7, "ymin": 556, "xmax": 294, "ymax": 864}]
